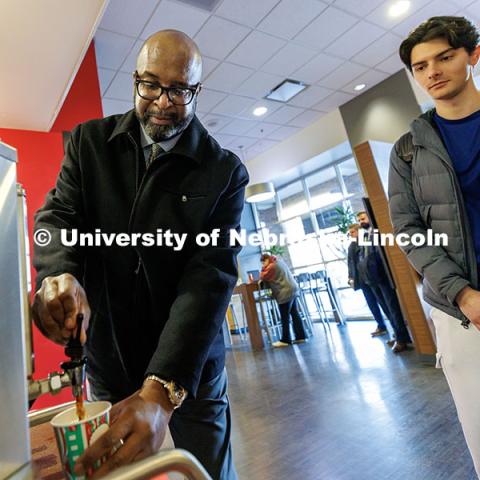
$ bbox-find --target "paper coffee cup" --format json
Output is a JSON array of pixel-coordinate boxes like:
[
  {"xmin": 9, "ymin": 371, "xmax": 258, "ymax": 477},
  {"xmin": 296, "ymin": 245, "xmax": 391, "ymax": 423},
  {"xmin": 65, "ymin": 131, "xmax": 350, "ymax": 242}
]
[{"xmin": 50, "ymin": 401, "xmax": 112, "ymax": 480}]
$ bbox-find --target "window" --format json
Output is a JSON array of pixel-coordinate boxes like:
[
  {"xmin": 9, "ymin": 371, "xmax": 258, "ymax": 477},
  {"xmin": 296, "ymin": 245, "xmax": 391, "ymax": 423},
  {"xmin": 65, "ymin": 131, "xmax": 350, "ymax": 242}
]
[
  {"xmin": 305, "ymin": 168, "xmax": 342, "ymax": 211},
  {"xmin": 251, "ymin": 152, "xmax": 369, "ymax": 319},
  {"xmin": 339, "ymin": 158, "xmax": 365, "ymax": 215},
  {"xmin": 278, "ymin": 181, "xmax": 308, "ymax": 220}
]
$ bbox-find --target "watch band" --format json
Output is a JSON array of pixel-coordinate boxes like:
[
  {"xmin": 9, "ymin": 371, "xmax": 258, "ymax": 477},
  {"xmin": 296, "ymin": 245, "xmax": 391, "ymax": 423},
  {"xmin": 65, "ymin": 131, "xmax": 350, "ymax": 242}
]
[{"xmin": 144, "ymin": 375, "xmax": 187, "ymax": 409}]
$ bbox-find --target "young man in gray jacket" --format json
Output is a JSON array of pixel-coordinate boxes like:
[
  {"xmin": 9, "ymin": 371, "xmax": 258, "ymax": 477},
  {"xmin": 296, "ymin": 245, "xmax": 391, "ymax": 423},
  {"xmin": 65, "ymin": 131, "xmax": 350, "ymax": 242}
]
[{"xmin": 388, "ymin": 16, "xmax": 480, "ymax": 475}]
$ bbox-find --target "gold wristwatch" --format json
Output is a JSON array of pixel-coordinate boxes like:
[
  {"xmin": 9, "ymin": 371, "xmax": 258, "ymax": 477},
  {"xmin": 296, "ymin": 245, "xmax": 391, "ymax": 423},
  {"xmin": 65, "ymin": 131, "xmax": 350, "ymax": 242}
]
[{"xmin": 144, "ymin": 375, "xmax": 187, "ymax": 409}]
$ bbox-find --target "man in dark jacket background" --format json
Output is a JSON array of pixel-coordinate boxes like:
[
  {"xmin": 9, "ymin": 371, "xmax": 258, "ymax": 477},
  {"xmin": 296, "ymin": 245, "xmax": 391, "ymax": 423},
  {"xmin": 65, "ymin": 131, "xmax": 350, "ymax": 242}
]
[
  {"xmin": 355, "ymin": 212, "xmax": 411, "ymax": 352},
  {"xmin": 31, "ymin": 30, "xmax": 248, "ymax": 480},
  {"xmin": 347, "ymin": 223, "xmax": 388, "ymax": 338},
  {"xmin": 389, "ymin": 16, "xmax": 480, "ymax": 475}
]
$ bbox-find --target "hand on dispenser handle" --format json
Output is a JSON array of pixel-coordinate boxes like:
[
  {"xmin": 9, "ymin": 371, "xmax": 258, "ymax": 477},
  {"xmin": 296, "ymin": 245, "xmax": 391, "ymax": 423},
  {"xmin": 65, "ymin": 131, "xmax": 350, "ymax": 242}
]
[{"xmin": 32, "ymin": 273, "xmax": 90, "ymax": 346}]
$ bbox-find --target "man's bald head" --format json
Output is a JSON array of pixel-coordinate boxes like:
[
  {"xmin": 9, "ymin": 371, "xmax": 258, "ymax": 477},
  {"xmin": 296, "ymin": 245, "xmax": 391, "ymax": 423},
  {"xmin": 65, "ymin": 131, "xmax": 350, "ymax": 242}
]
[
  {"xmin": 134, "ymin": 30, "xmax": 203, "ymax": 142},
  {"xmin": 137, "ymin": 30, "xmax": 202, "ymax": 84}
]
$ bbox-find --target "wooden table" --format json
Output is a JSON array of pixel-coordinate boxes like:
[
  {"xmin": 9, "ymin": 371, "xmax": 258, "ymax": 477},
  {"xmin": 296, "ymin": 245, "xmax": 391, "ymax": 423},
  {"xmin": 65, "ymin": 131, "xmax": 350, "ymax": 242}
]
[
  {"xmin": 232, "ymin": 283, "xmax": 264, "ymax": 351},
  {"xmin": 30, "ymin": 422, "xmax": 64, "ymax": 479}
]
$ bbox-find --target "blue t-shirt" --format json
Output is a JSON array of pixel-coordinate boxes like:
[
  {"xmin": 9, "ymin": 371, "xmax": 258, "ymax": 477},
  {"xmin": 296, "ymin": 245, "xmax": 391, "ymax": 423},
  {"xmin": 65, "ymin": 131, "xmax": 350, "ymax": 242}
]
[{"xmin": 434, "ymin": 109, "xmax": 480, "ymax": 268}]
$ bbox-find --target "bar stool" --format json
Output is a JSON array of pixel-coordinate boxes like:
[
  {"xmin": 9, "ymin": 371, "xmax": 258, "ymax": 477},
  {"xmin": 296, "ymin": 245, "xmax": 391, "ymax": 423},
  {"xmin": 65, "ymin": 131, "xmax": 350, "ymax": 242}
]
[
  {"xmin": 255, "ymin": 282, "xmax": 283, "ymax": 344},
  {"xmin": 296, "ymin": 273, "xmax": 330, "ymax": 332},
  {"xmin": 311, "ymin": 271, "xmax": 346, "ymax": 325}
]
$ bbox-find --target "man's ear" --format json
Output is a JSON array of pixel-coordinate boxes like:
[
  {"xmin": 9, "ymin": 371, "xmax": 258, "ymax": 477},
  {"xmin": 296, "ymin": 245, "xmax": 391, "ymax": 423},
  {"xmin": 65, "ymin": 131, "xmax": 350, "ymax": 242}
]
[{"xmin": 469, "ymin": 44, "xmax": 480, "ymax": 67}]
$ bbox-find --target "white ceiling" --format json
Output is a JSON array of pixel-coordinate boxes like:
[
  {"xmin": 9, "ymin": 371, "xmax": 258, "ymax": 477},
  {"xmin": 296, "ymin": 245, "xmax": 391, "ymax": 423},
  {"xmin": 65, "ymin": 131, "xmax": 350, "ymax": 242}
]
[
  {"xmin": 0, "ymin": 0, "xmax": 109, "ymax": 131},
  {"xmin": 96, "ymin": 0, "xmax": 479, "ymax": 160}
]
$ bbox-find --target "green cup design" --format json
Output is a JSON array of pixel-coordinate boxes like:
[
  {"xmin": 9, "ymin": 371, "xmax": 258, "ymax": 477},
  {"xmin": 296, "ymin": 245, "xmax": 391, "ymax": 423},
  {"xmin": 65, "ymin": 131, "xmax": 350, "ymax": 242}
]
[{"xmin": 51, "ymin": 401, "xmax": 112, "ymax": 480}]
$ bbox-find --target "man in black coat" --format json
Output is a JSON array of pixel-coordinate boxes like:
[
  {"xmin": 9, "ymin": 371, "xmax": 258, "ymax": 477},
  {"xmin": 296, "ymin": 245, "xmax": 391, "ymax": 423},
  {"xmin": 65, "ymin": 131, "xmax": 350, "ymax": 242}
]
[
  {"xmin": 31, "ymin": 30, "xmax": 248, "ymax": 480},
  {"xmin": 347, "ymin": 223, "xmax": 388, "ymax": 337}
]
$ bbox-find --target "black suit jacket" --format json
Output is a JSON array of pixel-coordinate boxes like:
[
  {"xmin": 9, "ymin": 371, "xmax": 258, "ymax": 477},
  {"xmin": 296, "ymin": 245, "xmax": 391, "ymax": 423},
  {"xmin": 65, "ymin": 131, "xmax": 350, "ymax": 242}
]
[{"xmin": 33, "ymin": 110, "xmax": 249, "ymax": 398}]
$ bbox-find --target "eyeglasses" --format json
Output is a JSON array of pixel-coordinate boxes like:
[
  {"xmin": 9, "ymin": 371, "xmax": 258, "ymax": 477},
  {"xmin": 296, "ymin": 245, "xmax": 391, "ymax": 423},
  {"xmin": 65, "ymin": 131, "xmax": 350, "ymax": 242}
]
[{"xmin": 134, "ymin": 72, "xmax": 201, "ymax": 106}]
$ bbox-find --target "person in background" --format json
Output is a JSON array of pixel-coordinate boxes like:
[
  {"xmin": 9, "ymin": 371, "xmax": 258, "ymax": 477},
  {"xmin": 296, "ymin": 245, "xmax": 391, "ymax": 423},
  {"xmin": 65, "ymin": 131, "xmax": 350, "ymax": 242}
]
[
  {"xmin": 260, "ymin": 253, "xmax": 307, "ymax": 348},
  {"xmin": 347, "ymin": 223, "xmax": 388, "ymax": 337},
  {"xmin": 389, "ymin": 16, "xmax": 480, "ymax": 474},
  {"xmin": 31, "ymin": 29, "xmax": 247, "ymax": 480},
  {"xmin": 356, "ymin": 211, "xmax": 412, "ymax": 353}
]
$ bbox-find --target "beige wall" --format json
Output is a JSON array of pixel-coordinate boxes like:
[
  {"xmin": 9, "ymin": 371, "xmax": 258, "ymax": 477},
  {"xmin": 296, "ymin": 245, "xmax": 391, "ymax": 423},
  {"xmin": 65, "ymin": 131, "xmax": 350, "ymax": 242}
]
[
  {"xmin": 339, "ymin": 69, "xmax": 421, "ymax": 148},
  {"xmin": 245, "ymin": 108, "xmax": 348, "ymax": 184}
]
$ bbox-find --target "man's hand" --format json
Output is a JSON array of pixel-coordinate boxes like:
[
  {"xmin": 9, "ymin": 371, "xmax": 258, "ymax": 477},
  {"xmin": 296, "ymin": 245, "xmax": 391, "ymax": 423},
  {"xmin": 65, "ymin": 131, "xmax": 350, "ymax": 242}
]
[
  {"xmin": 31, "ymin": 273, "xmax": 90, "ymax": 345},
  {"xmin": 455, "ymin": 286, "xmax": 480, "ymax": 330},
  {"xmin": 348, "ymin": 278, "xmax": 354, "ymax": 288},
  {"xmin": 75, "ymin": 381, "xmax": 173, "ymax": 479}
]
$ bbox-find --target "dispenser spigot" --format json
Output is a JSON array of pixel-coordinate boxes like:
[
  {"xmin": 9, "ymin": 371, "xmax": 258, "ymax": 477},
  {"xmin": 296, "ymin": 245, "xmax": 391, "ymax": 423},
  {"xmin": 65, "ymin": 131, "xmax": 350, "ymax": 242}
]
[{"xmin": 60, "ymin": 313, "xmax": 87, "ymax": 398}]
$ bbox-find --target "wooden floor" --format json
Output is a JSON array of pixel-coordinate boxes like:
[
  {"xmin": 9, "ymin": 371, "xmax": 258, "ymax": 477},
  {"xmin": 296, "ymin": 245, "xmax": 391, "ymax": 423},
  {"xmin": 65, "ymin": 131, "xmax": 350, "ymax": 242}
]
[{"xmin": 226, "ymin": 321, "xmax": 477, "ymax": 480}]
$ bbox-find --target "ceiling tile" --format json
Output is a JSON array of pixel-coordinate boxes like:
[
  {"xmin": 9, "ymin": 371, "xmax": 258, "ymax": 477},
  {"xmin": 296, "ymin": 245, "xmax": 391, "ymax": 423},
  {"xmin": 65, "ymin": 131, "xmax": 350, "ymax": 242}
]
[
  {"xmin": 236, "ymin": 71, "xmax": 283, "ymax": 98},
  {"xmin": 119, "ymin": 39, "xmax": 144, "ymax": 73},
  {"xmin": 465, "ymin": 1, "xmax": 480, "ymax": 21},
  {"xmin": 265, "ymin": 105, "xmax": 304, "ymax": 124},
  {"xmin": 342, "ymin": 69, "xmax": 389, "ymax": 93},
  {"xmin": 202, "ymin": 114, "xmax": 233, "ymax": 133},
  {"xmin": 288, "ymin": 109, "xmax": 324, "ymax": 127},
  {"xmin": 220, "ymin": 118, "xmax": 258, "ymax": 135},
  {"xmin": 228, "ymin": 136, "xmax": 258, "ymax": 149},
  {"xmin": 104, "ymin": 72, "xmax": 133, "ymax": 101},
  {"xmin": 98, "ymin": 68, "xmax": 116, "ymax": 95},
  {"xmin": 366, "ymin": 0, "xmax": 432, "ymax": 30},
  {"xmin": 244, "ymin": 122, "xmax": 281, "ymax": 139},
  {"xmin": 205, "ymin": 62, "xmax": 254, "ymax": 93},
  {"xmin": 294, "ymin": 6, "xmax": 358, "ymax": 50},
  {"xmin": 196, "ymin": 88, "xmax": 227, "ymax": 112},
  {"xmin": 202, "ymin": 57, "xmax": 220, "ymax": 81},
  {"xmin": 375, "ymin": 52, "xmax": 405, "ymax": 74},
  {"xmin": 257, "ymin": 0, "xmax": 328, "ymax": 40},
  {"xmin": 324, "ymin": 21, "xmax": 386, "ymax": 59},
  {"xmin": 194, "ymin": 16, "xmax": 251, "ymax": 60},
  {"xmin": 392, "ymin": 0, "xmax": 459, "ymax": 37},
  {"xmin": 99, "ymin": 0, "xmax": 159, "ymax": 38},
  {"xmin": 288, "ymin": 85, "xmax": 333, "ymax": 108},
  {"xmin": 238, "ymin": 99, "xmax": 283, "ymax": 120},
  {"xmin": 94, "ymin": 29, "xmax": 137, "ymax": 70},
  {"xmin": 212, "ymin": 133, "xmax": 237, "ymax": 148},
  {"xmin": 226, "ymin": 31, "xmax": 286, "ymax": 69},
  {"xmin": 214, "ymin": 0, "xmax": 280, "ymax": 28},
  {"xmin": 293, "ymin": 53, "xmax": 344, "ymax": 84},
  {"xmin": 261, "ymin": 43, "xmax": 317, "ymax": 76},
  {"xmin": 267, "ymin": 125, "xmax": 301, "ymax": 140},
  {"xmin": 102, "ymin": 98, "xmax": 132, "ymax": 117},
  {"xmin": 140, "ymin": 0, "xmax": 209, "ymax": 40},
  {"xmin": 210, "ymin": 95, "xmax": 256, "ymax": 116},
  {"xmin": 332, "ymin": 0, "xmax": 385, "ymax": 16},
  {"xmin": 247, "ymin": 139, "xmax": 279, "ymax": 156},
  {"xmin": 452, "ymin": 0, "xmax": 479, "ymax": 6},
  {"xmin": 354, "ymin": 31, "xmax": 402, "ymax": 67},
  {"xmin": 317, "ymin": 62, "xmax": 368, "ymax": 89},
  {"xmin": 312, "ymin": 91, "xmax": 354, "ymax": 111}
]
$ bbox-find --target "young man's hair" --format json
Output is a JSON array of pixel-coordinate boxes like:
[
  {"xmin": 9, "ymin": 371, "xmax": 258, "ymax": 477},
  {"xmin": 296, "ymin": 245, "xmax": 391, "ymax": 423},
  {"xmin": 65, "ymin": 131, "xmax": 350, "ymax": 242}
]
[
  {"xmin": 399, "ymin": 16, "xmax": 479, "ymax": 72},
  {"xmin": 348, "ymin": 223, "xmax": 360, "ymax": 231}
]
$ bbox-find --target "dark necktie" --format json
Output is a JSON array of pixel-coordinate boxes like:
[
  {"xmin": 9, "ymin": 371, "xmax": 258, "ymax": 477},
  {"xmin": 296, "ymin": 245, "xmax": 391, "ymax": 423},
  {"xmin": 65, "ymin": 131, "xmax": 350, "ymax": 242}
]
[{"xmin": 147, "ymin": 143, "xmax": 162, "ymax": 168}]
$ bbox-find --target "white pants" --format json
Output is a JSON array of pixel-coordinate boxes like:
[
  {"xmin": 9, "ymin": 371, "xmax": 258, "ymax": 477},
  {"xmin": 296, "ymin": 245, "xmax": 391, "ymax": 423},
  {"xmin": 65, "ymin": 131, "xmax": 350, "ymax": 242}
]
[{"xmin": 431, "ymin": 307, "xmax": 480, "ymax": 477}]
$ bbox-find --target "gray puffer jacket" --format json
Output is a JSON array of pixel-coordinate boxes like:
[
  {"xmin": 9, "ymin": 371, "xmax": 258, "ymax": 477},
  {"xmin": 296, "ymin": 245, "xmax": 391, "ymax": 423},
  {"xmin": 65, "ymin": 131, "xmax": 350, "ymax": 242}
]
[{"xmin": 388, "ymin": 109, "xmax": 477, "ymax": 326}]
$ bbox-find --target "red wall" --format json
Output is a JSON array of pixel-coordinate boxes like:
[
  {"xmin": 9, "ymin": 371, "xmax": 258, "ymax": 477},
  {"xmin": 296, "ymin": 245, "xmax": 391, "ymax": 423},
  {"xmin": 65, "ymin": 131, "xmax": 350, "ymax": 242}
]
[{"xmin": 0, "ymin": 41, "xmax": 103, "ymax": 409}]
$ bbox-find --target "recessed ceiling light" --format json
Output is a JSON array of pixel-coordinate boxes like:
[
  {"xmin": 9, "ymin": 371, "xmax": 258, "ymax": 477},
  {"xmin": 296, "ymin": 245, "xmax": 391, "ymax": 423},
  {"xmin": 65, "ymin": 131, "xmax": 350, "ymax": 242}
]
[
  {"xmin": 265, "ymin": 79, "xmax": 308, "ymax": 102},
  {"xmin": 253, "ymin": 106, "xmax": 268, "ymax": 116},
  {"xmin": 354, "ymin": 83, "xmax": 366, "ymax": 91},
  {"xmin": 388, "ymin": 0, "xmax": 410, "ymax": 18}
]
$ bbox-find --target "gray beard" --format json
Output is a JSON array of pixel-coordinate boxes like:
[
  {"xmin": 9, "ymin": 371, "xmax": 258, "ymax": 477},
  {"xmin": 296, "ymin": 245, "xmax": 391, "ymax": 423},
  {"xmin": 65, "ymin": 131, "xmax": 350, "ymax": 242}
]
[{"xmin": 136, "ymin": 99, "xmax": 197, "ymax": 142}]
